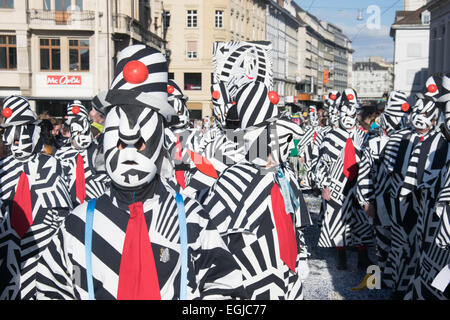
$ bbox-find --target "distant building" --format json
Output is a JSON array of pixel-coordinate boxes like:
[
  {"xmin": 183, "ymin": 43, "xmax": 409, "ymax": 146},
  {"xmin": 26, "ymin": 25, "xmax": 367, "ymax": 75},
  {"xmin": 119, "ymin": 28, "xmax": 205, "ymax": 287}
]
[
  {"xmin": 427, "ymin": 0, "xmax": 450, "ymax": 74},
  {"xmin": 0, "ymin": 0, "xmax": 165, "ymax": 116},
  {"xmin": 352, "ymin": 57, "xmax": 393, "ymax": 102},
  {"xmin": 390, "ymin": 2, "xmax": 431, "ymax": 102}
]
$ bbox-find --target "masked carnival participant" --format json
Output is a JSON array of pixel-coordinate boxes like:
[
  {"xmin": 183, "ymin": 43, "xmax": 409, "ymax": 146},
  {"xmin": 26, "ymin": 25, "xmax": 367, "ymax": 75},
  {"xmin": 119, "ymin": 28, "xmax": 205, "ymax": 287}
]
[
  {"xmin": 204, "ymin": 80, "xmax": 312, "ymax": 299},
  {"xmin": 368, "ymin": 90, "xmax": 410, "ymax": 275},
  {"xmin": 297, "ymin": 106, "xmax": 323, "ymax": 192},
  {"xmin": 401, "ymin": 75, "xmax": 450, "ymax": 300},
  {"xmin": 54, "ymin": 101, "xmax": 110, "ymax": 207},
  {"xmin": 315, "ymin": 89, "xmax": 375, "ymax": 270},
  {"xmin": 379, "ymin": 82, "xmax": 442, "ymax": 298},
  {"xmin": 35, "ymin": 45, "xmax": 247, "ymax": 300},
  {"xmin": 0, "ymin": 95, "xmax": 72, "ymax": 299}
]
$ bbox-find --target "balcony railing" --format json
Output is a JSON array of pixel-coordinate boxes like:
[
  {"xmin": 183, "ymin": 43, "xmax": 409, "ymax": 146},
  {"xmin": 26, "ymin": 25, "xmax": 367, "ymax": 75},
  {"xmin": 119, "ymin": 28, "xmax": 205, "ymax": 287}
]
[
  {"xmin": 113, "ymin": 14, "xmax": 164, "ymax": 50},
  {"xmin": 28, "ymin": 9, "xmax": 95, "ymax": 27}
]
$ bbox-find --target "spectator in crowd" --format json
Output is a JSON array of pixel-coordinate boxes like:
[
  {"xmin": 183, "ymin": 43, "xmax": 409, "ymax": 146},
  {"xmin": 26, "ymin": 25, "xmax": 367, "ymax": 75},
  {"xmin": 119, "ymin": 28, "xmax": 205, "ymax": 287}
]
[{"xmin": 39, "ymin": 119, "xmax": 55, "ymax": 155}]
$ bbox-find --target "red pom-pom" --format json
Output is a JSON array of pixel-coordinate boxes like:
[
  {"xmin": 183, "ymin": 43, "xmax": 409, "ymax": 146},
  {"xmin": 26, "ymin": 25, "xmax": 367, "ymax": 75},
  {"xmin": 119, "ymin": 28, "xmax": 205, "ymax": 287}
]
[
  {"xmin": 72, "ymin": 106, "xmax": 81, "ymax": 114},
  {"xmin": 167, "ymin": 85, "xmax": 175, "ymax": 94},
  {"xmin": 310, "ymin": 108, "xmax": 315, "ymax": 113},
  {"xmin": 232, "ymin": 101, "xmax": 236, "ymax": 105},
  {"xmin": 347, "ymin": 94, "xmax": 354, "ymax": 101},
  {"xmin": 401, "ymin": 102, "xmax": 410, "ymax": 112},
  {"xmin": 330, "ymin": 94, "xmax": 337, "ymax": 101},
  {"xmin": 427, "ymin": 84, "xmax": 438, "ymax": 93},
  {"xmin": 123, "ymin": 60, "xmax": 149, "ymax": 84},
  {"xmin": 212, "ymin": 90, "xmax": 220, "ymax": 100},
  {"xmin": 268, "ymin": 91, "xmax": 280, "ymax": 105},
  {"xmin": 2, "ymin": 107, "xmax": 12, "ymax": 118}
]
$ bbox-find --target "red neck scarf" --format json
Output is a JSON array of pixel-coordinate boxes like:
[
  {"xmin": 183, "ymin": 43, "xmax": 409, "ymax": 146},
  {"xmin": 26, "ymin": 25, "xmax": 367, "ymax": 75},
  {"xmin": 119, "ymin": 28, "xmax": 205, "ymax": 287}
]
[
  {"xmin": 117, "ymin": 202, "xmax": 161, "ymax": 300},
  {"xmin": 11, "ymin": 171, "xmax": 33, "ymax": 238},
  {"xmin": 271, "ymin": 183, "xmax": 298, "ymax": 273},
  {"xmin": 76, "ymin": 153, "xmax": 86, "ymax": 203}
]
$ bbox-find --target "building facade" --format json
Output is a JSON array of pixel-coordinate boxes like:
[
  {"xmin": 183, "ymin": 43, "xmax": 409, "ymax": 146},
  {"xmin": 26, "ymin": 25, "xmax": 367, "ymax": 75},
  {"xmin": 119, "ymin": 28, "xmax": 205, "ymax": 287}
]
[
  {"xmin": 0, "ymin": 0, "xmax": 164, "ymax": 116},
  {"xmin": 352, "ymin": 57, "xmax": 394, "ymax": 102},
  {"xmin": 427, "ymin": 0, "xmax": 450, "ymax": 75},
  {"xmin": 294, "ymin": 3, "xmax": 353, "ymax": 105},
  {"xmin": 391, "ymin": 2, "xmax": 431, "ymax": 102}
]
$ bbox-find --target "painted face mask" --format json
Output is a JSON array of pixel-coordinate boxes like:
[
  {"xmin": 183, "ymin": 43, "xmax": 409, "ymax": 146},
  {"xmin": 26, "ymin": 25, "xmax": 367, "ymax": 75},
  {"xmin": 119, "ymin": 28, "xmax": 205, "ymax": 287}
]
[
  {"xmin": 167, "ymin": 80, "xmax": 189, "ymax": 130},
  {"xmin": 66, "ymin": 101, "xmax": 93, "ymax": 150},
  {"xmin": 379, "ymin": 90, "xmax": 410, "ymax": 135},
  {"xmin": 309, "ymin": 106, "xmax": 320, "ymax": 127},
  {"xmin": 70, "ymin": 117, "xmax": 93, "ymax": 150},
  {"xmin": 1, "ymin": 95, "xmax": 42, "ymax": 160},
  {"xmin": 411, "ymin": 95, "xmax": 439, "ymax": 131},
  {"xmin": 3, "ymin": 124, "xmax": 41, "ymax": 160},
  {"xmin": 103, "ymin": 106, "xmax": 164, "ymax": 189},
  {"xmin": 326, "ymin": 91, "xmax": 341, "ymax": 127},
  {"xmin": 339, "ymin": 103, "xmax": 357, "ymax": 130},
  {"xmin": 211, "ymin": 81, "xmax": 232, "ymax": 127}
]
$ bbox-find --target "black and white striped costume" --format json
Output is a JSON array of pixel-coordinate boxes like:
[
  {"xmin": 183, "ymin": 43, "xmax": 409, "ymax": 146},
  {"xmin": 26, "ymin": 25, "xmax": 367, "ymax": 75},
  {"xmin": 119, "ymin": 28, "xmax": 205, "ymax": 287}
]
[
  {"xmin": 35, "ymin": 178, "xmax": 247, "ymax": 300},
  {"xmin": 297, "ymin": 125, "xmax": 323, "ymax": 191},
  {"xmin": 402, "ymin": 129, "xmax": 449, "ymax": 300},
  {"xmin": 0, "ymin": 154, "xmax": 72, "ymax": 299},
  {"xmin": 0, "ymin": 95, "xmax": 71, "ymax": 300},
  {"xmin": 315, "ymin": 127, "xmax": 374, "ymax": 247},
  {"xmin": 368, "ymin": 90, "xmax": 411, "ymax": 273},
  {"xmin": 376, "ymin": 126, "xmax": 425, "ymax": 291},
  {"xmin": 203, "ymin": 161, "xmax": 312, "ymax": 299},
  {"xmin": 43, "ymin": 44, "xmax": 247, "ymax": 300},
  {"xmin": 55, "ymin": 143, "xmax": 110, "ymax": 207}
]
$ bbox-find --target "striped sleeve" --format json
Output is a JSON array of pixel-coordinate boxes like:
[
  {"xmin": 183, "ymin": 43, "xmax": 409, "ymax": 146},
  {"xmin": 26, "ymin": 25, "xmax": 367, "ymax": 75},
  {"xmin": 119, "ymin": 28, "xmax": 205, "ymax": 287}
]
[
  {"xmin": 185, "ymin": 198, "xmax": 247, "ymax": 300},
  {"xmin": 436, "ymin": 204, "xmax": 450, "ymax": 250},
  {"xmin": 35, "ymin": 223, "xmax": 77, "ymax": 300},
  {"xmin": 356, "ymin": 147, "xmax": 375, "ymax": 205}
]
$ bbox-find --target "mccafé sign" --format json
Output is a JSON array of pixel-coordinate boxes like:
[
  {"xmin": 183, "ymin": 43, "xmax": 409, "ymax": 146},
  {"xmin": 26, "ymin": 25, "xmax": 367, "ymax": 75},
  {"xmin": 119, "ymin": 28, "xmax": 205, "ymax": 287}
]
[{"xmin": 47, "ymin": 75, "xmax": 82, "ymax": 86}]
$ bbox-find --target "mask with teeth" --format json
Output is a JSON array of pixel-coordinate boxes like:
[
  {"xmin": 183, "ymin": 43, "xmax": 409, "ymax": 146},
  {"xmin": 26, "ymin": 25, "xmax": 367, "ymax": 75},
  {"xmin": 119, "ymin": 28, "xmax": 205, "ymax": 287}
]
[{"xmin": 103, "ymin": 105, "xmax": 164, "ymax": 189}]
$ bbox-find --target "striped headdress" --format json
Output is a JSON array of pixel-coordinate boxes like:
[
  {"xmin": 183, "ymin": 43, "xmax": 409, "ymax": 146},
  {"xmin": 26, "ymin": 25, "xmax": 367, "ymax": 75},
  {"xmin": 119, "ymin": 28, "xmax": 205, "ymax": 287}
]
[
  {"xmin": 380, "ymin": 90, "xmax": 410, "ymax": 134},
  {"xmin": 167, "ymin": 79, "xmax": 189, "ymax": 129},
  {"xmin": 95, "ymin": 44, "xmax": 175, "ymax": 120},
  {"xmin": 1, "ymin": 95, "xmax": 38, "ymax": 128},
  {"xmin": 236, "ymin": 81, "xmax": 278, "ymax": 129}
]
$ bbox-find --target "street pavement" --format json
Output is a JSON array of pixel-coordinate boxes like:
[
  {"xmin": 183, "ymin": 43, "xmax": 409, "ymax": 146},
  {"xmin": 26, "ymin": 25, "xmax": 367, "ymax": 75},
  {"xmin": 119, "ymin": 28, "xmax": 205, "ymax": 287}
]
[{"xmin": 302, "ymin": 193, "xmax": 393, "ymax": 300}]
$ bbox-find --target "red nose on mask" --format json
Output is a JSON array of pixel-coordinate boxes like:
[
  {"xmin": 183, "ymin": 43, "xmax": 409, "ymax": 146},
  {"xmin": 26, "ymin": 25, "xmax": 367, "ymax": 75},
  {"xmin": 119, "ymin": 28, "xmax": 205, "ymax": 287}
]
[
  {"xmin": 427, "ymin": 84, "xmax": 438, "ymax": 93},
  {"xmin": 2, "ymin": 107, "xmax": 12, "ymax": 118},
  {"xmin": 268, "ymin": 91, "xmax": 279, "ymax": 105}
]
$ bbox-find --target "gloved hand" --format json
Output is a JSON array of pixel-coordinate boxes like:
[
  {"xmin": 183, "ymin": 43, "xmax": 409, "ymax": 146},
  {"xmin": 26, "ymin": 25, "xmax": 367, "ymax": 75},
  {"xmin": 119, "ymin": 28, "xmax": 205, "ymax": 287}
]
[{"xmin": 298, "ymin": 259, "xmax": 310, "ymax": 281}]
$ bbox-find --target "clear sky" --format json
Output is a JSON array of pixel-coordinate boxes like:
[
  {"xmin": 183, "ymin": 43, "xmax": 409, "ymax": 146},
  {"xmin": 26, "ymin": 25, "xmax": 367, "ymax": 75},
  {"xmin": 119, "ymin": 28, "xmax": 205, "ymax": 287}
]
[{"xmin": 294, "ymin": 0, "xmax": 405, "ymax": 62}]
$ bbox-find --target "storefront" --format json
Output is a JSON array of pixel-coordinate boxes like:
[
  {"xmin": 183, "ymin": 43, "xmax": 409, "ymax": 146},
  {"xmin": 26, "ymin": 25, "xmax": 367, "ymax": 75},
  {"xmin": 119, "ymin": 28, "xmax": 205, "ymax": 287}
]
[{"xmin": 31, "ymin": 73, "xmax": 94, "ymax": 118}]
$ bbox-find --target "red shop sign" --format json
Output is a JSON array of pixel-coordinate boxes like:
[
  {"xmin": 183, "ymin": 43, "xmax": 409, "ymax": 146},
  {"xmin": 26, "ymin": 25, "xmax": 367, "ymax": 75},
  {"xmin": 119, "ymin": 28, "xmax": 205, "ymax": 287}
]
[{"xmin": 47, "ymin": 75, "xmax": 82, "ymax": 86}]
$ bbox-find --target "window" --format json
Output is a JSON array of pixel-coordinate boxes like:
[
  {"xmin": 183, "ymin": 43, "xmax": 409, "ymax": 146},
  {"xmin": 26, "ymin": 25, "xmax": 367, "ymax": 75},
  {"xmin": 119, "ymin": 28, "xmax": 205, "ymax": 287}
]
[
  {"xmin": 43, "ymin": 0, "xmax": 51, "ymax": 10},
  {"xmin": 40, "ymin": 38, "xmax": 61, "ymax": 71},
  {"xmin": 0, "ymin": 35, "xmax": 17, "ymax": 69},
  {"xmin": 215, "ymin": 10, "xmax": 224, "ymax": 28},
  {"xmin": 0, "ymin": 0, "xmax": 13, "ymax": 8},
  {"xmin": 184, "ymin": 73, "xmax": 202, "ymax": 90},
  {"xmin": 186, "ymin": 41, "xmax": 198, "ymax": 59},
  {"xmin": 187, "ymin": 10, "xmax": 198, "ymax": 28},
  {"xmin": 69, "ymin": 39, "xmax": 89, "ymax": 71},
  {"xmin": 55, "ymin": 0, "xmax": 71, "ymax": 11}
]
